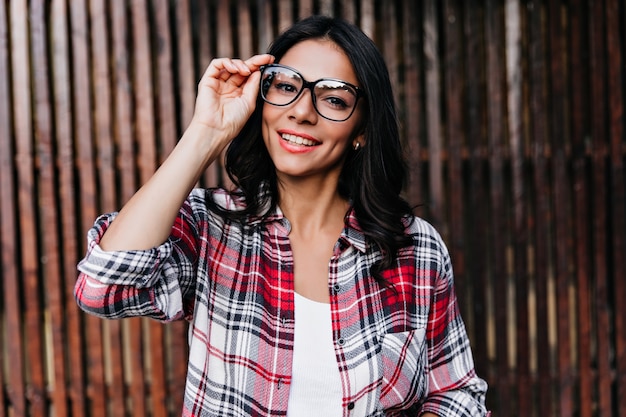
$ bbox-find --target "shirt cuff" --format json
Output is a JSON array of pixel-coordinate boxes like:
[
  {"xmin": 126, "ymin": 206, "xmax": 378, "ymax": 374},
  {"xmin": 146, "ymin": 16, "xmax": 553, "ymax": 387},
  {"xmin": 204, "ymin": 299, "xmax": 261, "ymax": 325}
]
[{"xmin": 76, "ymin": 213, "xmax": 173, "ymax": 288}]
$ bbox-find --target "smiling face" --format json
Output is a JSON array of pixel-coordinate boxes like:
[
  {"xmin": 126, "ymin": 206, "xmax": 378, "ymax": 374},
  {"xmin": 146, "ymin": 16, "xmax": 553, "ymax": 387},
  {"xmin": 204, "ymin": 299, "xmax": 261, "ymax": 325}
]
[{"xmin": 261, "ymin": 39, "xmax": 364, "ymax": 184}]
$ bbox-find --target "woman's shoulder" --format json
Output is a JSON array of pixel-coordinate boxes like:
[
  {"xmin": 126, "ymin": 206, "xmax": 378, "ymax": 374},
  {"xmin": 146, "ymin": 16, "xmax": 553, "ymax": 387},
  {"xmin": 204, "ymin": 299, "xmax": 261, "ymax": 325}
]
[
  {"xmin": 395, "ymin": 216, "xmax": 453, "ymax": 278},
  {"xmin": 403, "ymin": 214, "xmax": 439, "ymax": 236},
  {"xmin": 402, "ymin": 215, "xmax": 448, "ymax": 252}
]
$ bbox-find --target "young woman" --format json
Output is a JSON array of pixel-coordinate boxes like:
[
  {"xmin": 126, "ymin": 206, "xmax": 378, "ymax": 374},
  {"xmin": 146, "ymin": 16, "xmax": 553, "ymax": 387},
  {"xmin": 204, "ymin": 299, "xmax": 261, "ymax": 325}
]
[{"xmin": 75, "ymin": 15, "xmax": 489, "ymax": 416}]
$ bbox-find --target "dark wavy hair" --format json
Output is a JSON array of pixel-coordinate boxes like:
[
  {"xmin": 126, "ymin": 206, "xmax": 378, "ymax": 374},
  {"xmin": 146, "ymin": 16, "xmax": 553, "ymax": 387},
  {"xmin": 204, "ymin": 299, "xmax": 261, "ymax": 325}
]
[{"xmin": 207, "ymin": 15, "xmax": 414, "ymax": 278}]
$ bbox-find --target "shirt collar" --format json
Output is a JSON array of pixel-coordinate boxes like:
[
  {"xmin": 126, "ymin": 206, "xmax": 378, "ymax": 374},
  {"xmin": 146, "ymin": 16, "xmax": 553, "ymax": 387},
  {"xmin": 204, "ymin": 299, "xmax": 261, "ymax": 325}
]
[
  {"xmin": 246, "ymin": 201, "xmax": 283, "ymax": 226},
  {"xmin": 248, "ymin": 200, "xmax": 368, "ymax": 253},
  {"xmin": 340, "ymin": 208, "xmax": 368, "ymax": 253}
]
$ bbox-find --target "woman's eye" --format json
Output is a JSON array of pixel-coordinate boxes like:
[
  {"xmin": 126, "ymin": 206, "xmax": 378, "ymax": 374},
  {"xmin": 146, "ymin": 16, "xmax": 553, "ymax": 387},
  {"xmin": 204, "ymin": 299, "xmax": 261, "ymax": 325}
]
[
  {"xmin": 324, "ymin": 96, "xmax": 349, "ymax": 109},
  {"xmin": 275, "ymin": 82, "xmax": 298, "ymax": 94}
]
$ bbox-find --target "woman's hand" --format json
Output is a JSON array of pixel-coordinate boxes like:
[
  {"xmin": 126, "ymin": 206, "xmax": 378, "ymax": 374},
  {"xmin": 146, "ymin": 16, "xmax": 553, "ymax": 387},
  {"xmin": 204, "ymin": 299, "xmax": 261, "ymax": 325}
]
[{"xmin": 191, "ymin": 54, "xmax": 275, "ymax": 144}]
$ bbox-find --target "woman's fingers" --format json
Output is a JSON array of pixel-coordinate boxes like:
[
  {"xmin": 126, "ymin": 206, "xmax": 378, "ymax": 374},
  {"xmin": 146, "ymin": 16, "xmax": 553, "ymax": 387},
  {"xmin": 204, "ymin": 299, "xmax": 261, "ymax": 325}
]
[
  {"xmin": 201, "ymin": 59, "xmax": 244, "ymax": 85},
  {"xmin": 217, "ymin": 59, "xmax": 251, "ymax": 82},
  {"xmin": 244, "ymin": 54, "xmax": 275, "ymax": 71},
  {"xmin": 202, "ymin": 54, "xmax": 274, "ymax": 85}
]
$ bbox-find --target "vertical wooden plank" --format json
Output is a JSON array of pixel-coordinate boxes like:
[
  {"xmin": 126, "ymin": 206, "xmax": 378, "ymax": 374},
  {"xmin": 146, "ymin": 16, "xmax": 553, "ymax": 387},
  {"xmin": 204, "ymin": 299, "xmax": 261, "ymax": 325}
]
[
  {"xmin": 528, "ymin": 3, "xmax": 554, "ymax": 415},
  {"xmin": 382, "ymin": 2, "xmax": 398, "ymax": 95},
  {"xmin": 381, "ymin": 1, "xmax": 398, "ymax": 136},
  {"xmin": 319, "ymin": 0, "xmax": 333, "ymax": 16},
  {"xmin": 0, "ymin": 15, "xmax": 7, "ymax": 407},
  {"xmin": 130, "ymin": 1, "xmax": 156, "ymax": 415},
  {"xmin": 257, "ymin": 0, "xmax": 273, "ymax": 54},
  {"xmin": 606, "ymin": 0, "xmax": 626, "ymax": 415},
  {"xmin": 402, "ymin": 0, "xmax": 423, "ymax": 208},
  {"xmin": 462, "ymin": 0, "xmax": 490, "ymax": 389},
  {"xmin": 485, "ymin": 0, "xmax": 511, "ymax": 413},
  {"xmin": 195, "ymin": 2, "xmax": 221, "ymax": 188},
  {"xmin": 11, "ymin": 1, "xmax": 47, "ymax": 415},
  {"xmin": 195, "ymin": 0, "xmax": 213, "ymax": 76},
  {"xmin": 147, "ymin": 318, "xmax": 167, "ymax": 417},
  {"xmin": 89, "ymin": 1, "xmax": 127, "ymax": 416},
  {"xmin": 443, "ymin": 0, "xmax": 466, "ymax": 308},
  {"xmin": 0, "ymin": 0, "xmax": 24, "ymax": 415},
  {"xmin": 216, "ymin": 0, "xmax": 234, "ymax": 79},
  {"xmin": 111, "ymin": 1, "xmax": 137, "ymax": 204},
  {"xmin": 505, "ymin": 1, "xmax": 531, "ymax": 415},
  {"xmin": 548, "ymin": 2, "xmax": 575, "ymax": 415},
  {"xmin": 104, "ymin": 319, "xmax": 127, "ymax": 417},
  {"xmin": 278, "ymin": 0, "xmax": 294, "ymax": 32},
  {"xmin": 69, "ymin": 0, "xmax": 108, "ymax": 414},
  {"xmin": 121, "ymin": 318, "xmax": 146, "ymax": 417},
  {"xmin": 0, "ymin": 2, "xmax": 8, "ymax": 414},
  {"xmin": 423, "ymin": 0, "xmax": 445, "ymax": 232},
  {"xmin": 298, "ymin": 0, "xmax": 314, "ymax": 20},
  {"xmin": 237, "ymin": 0, "xmax": 254, "ymax": 58},
  {"xmin": 195, "ymin": 0, "xmax": 212, "ymax": 73},
  {"xmin": 175, "ymin": 0, "xmax": 196, "ymax": 135},
  {"xmin": 51, "ymin": 1, "xmax": 86, "ymax": 415},
  {"xmin": 30, "ymin": 0, "xmax": 69, "ymax": 415},
  {"xmin": 164, "ymin": 320, "xmax": 189, "ymax": 416},
  {"xmin": 90, "ymin": 0, "xmax": 116, "ymax": 212},
  {"xmin": 154, "ymin": 1, "xmax": 177, "ymax": 160},
  {"xmin": 133, "ymin": 0, "xmax": 158, "ymax": 181},
  {"xmin": 359, "ymin": 0, "xmax": 375, "ymax": 40},
  {"xmin": 569, "ymin": 1, "xmax": 593, "ymax": 415},
  {"xmin": 340, "ymin": 0, "xmax": 357, "ymax": 23},
  {"xmin": 588, "ymin": 0, "xmax": 613, "ymax": 415},
  {"xmin": 131, "ymin": 0, "xmax": 158, "ymax": 179}
]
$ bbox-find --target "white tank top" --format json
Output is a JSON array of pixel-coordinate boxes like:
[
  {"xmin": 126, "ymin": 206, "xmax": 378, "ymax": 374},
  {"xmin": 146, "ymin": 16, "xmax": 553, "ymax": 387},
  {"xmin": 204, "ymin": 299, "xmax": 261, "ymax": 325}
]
[{"xmin": 286, "ymin": 292, "xmax": 343, "ymax": 417}]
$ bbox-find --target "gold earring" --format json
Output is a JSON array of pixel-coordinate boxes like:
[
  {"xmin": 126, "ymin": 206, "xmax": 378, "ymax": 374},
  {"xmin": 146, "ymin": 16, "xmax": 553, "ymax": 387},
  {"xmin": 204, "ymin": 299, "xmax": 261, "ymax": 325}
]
[{"xmin": 353, "ymin": 142, "xmax": 361, "ymax": 151}]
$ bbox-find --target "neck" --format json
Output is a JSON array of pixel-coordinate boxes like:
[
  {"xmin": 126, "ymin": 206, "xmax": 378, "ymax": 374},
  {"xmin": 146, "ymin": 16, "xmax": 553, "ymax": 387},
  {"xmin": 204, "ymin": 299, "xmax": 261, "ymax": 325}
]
[{"xmin": 277, "ymin": 176, "xmax": 350, "ymax": 235}]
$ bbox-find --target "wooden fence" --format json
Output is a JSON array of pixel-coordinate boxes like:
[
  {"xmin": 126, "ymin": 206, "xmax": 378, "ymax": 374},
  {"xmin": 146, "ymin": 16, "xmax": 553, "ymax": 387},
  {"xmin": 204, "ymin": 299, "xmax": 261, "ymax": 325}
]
[{"xmin": 0, "ymin": 0, "xmax": 624, "ymax": 415}]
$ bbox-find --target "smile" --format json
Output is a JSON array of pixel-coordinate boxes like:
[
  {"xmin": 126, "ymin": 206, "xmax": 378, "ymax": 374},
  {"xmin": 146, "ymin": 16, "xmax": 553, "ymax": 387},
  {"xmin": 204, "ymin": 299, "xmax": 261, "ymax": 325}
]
[{"xmin": 280, "ymin": 133, "xmax": 319, "ymax": 147}]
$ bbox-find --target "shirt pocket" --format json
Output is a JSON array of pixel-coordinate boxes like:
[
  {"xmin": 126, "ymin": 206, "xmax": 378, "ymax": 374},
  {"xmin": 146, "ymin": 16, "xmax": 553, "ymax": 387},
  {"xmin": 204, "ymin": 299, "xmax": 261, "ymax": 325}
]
[{"xmin": 376, "ymin": 327, "xmax": 427, "ymax": 411}]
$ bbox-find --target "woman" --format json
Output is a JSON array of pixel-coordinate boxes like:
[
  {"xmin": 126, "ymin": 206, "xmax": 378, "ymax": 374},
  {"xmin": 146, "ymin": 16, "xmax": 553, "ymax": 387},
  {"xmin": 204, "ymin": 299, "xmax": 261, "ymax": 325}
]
[{"xmin": 75, "ymin": 15, "xmax": 489, "ymax": 416}]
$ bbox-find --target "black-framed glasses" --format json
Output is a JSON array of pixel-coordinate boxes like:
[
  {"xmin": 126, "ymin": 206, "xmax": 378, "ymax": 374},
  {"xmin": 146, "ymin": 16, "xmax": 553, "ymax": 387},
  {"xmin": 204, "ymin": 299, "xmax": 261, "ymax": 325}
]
[{"xmin": 260, "ymin": 64, "xmax": 362, "ymax": 122}]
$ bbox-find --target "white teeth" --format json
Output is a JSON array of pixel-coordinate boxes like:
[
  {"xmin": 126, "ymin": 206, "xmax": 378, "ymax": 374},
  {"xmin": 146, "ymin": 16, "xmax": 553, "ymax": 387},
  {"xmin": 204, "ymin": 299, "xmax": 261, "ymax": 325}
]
[{"xmin": 281, "ymin": 133, "xmax": 317, "ymax": 146}]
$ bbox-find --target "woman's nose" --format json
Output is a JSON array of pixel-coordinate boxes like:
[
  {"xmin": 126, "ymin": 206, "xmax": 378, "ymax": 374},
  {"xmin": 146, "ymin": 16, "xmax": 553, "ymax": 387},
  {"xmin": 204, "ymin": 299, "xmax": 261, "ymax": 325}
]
[{"xmin": 288, "ymin": 88, "xmax": 318, "ymax": 123}]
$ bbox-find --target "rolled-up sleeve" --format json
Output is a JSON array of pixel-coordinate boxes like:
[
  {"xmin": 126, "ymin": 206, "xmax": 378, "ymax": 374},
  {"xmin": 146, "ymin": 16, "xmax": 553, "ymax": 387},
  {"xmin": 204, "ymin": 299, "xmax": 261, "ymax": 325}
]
[{"xmin": 75, "ymin": 206, "xmax": 198, "ymax": 322}]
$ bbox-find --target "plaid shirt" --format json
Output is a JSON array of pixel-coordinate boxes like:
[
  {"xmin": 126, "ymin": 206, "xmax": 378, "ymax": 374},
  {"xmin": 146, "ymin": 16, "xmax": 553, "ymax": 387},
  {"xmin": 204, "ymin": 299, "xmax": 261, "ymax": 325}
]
[{"xmin": 75, "ymin": 188, "xmax": 489, "ymax": 416}]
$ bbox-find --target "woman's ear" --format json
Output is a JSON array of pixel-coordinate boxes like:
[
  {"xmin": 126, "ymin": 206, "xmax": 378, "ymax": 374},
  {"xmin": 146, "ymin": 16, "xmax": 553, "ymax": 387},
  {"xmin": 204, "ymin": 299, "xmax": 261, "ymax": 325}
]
[{"xmin": 352, "ymin": 133, "xmax": 365, "ymax": 150}]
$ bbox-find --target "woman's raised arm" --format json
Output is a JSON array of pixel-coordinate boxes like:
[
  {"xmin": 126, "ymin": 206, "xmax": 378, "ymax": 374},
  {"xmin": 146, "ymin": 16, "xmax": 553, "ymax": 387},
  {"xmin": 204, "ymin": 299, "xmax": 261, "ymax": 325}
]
[{"xmin": 98, "ymin": 54, "xmax": 273, "ymax": 251}]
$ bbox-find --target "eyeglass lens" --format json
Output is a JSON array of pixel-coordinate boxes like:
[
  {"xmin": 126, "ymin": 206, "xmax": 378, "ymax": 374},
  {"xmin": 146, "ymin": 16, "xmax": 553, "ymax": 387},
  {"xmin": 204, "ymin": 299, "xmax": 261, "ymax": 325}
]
[{"xmin": 261, "ymin": 65, "xmax": 359, "ymax": 122}]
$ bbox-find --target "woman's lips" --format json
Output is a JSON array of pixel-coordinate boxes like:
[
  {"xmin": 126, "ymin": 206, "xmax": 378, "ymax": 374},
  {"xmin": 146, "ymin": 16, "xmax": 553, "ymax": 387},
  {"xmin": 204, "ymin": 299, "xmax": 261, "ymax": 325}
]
[
  {"xmin": 277, "ymin": 131, "xmax": 320, "ymax": 153},
  {"xmin": 281, "ymin": 133, "xmax": 318, "ymax": 146}
]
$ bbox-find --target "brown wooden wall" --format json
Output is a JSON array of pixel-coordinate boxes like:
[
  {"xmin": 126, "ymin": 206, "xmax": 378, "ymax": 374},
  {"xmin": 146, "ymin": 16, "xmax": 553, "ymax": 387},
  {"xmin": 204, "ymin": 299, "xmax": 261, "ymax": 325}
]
[{"xmin": 0, "ymin": 0, "xmax": 624, "ymax": 416}]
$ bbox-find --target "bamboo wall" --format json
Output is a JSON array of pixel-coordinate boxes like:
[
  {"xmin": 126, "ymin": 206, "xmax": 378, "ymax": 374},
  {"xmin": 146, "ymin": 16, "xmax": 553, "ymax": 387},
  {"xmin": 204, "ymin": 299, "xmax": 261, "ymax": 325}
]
[{"xmin": 0, "ymin": 0, "xmax": 624, "ymax": 416}]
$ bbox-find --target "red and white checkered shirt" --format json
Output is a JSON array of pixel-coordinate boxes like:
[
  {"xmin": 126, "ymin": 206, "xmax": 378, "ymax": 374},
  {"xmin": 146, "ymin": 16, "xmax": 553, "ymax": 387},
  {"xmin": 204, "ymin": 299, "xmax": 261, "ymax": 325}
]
[{"xmin": 75, "ymin": 188, "xmax": 489, "ymax": 416}]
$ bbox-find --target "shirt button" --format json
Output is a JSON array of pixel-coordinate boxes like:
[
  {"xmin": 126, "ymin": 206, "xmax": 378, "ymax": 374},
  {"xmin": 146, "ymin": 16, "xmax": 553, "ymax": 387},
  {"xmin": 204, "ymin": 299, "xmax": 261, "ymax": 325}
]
[
  {"xmin": 333, "ymin": 283, "xmax": 341, "ymax": 293},
  {"xmin": 337, "ymin": 337, "xmax": 345, "ymax": 346},
  {"xmin": 347, "ymin": 402, "xmax": 355, "ymax": 410}
]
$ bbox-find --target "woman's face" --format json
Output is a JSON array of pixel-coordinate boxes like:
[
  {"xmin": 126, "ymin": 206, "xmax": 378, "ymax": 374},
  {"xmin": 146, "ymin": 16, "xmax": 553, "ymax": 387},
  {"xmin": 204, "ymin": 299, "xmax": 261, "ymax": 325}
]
[{"xmin": 261, "ymin": 39, "xmax": 364, "ymax": 183}]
